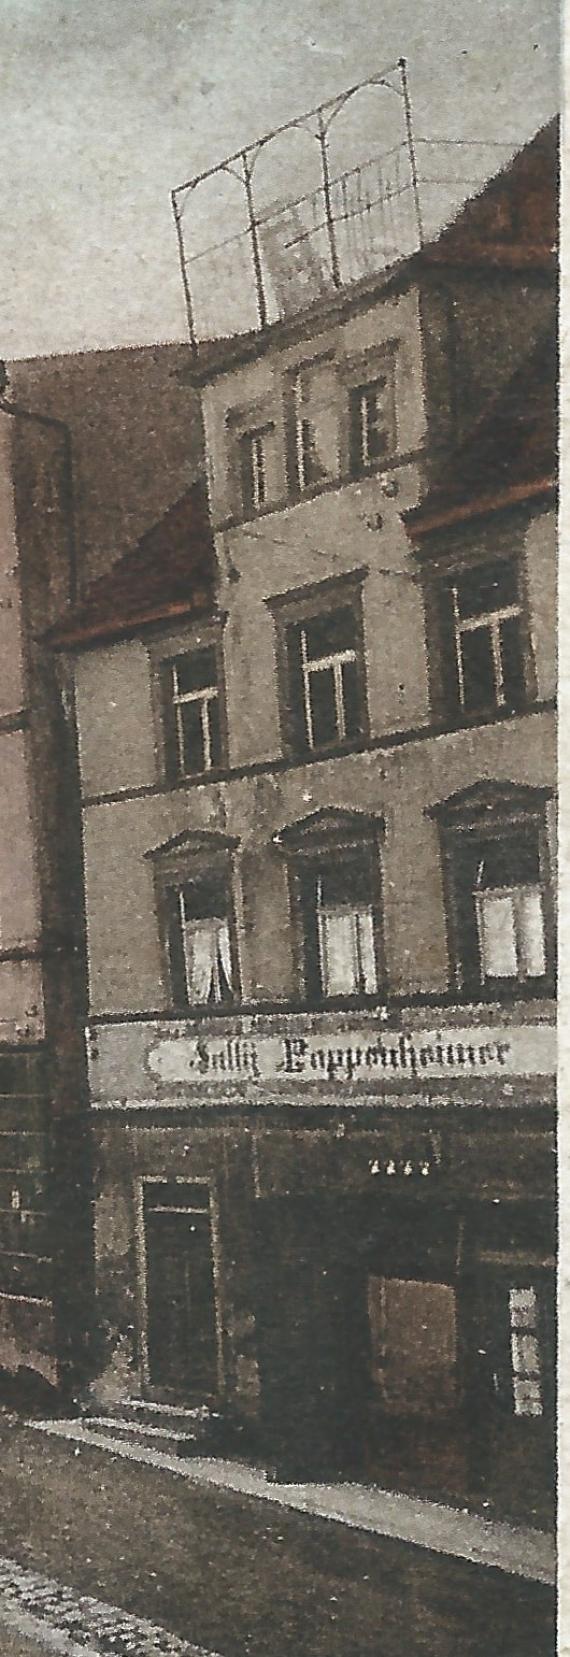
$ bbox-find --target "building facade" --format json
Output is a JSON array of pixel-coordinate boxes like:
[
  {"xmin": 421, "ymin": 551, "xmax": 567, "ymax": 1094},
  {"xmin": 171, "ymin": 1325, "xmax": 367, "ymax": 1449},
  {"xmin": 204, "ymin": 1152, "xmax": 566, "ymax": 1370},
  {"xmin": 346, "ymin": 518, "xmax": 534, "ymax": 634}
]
[{"xmin": 55, "ymin": 125, "xmax": 557, "ymax": 1521}]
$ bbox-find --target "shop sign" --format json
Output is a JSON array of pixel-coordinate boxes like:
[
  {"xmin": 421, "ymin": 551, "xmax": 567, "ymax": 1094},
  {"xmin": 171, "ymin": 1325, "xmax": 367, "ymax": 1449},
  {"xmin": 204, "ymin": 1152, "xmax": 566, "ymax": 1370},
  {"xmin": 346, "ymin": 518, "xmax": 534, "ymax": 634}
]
[{"xmin": 145, "ymin": 1021, "xmax": 555, "ymax": 1089}]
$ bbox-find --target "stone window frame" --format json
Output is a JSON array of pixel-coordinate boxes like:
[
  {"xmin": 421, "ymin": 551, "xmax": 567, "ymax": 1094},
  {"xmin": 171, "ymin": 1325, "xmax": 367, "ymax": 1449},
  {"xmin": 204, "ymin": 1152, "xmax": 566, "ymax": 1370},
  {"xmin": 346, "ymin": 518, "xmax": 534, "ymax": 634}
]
[
  {"xmin": 266, "ymin": 568, "xmax": 370, "ymax": 761},
  {"xmin": 145, "ymin": 828, "xmax": 242, "ymax": 1014},
  {"xmin": 273, "ymin": 806, "xmax": 386, "ymax": 1008},
  {"xmin": 428, "ymin": 781, "xmax": 555, "ymax": 1001}
]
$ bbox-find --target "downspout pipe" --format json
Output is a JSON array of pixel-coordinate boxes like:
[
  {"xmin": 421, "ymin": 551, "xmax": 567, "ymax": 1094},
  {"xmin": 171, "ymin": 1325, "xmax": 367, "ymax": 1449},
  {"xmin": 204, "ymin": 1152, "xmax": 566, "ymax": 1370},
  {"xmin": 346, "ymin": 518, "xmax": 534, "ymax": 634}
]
[{"xmin": 0, "ymin": 359, "xmax": 78, "ymax": 606}]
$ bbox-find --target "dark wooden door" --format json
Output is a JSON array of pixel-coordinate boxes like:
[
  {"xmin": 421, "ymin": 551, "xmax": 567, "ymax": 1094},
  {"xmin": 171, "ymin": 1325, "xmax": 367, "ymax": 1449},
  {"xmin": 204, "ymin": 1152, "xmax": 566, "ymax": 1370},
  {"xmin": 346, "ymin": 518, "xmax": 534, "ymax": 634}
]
[{"xmin": 144, "ymin": 1197, "xmax": 218, "ymax": 1398}]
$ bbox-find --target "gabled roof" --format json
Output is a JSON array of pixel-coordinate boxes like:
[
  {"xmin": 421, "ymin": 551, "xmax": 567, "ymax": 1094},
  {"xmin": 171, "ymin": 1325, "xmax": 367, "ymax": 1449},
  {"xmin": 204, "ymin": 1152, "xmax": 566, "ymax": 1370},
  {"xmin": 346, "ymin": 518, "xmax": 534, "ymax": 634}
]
[
  {"xmin": 421, "ymin": 116, "xmax": 558, "ymax": 271},
  {"xmin": 405, "ymin": 327, "xmax": 557, "ymax": 541},
  {"xmin": 50, "ymin": 480, "xmax": 216, "ymax": 650}
]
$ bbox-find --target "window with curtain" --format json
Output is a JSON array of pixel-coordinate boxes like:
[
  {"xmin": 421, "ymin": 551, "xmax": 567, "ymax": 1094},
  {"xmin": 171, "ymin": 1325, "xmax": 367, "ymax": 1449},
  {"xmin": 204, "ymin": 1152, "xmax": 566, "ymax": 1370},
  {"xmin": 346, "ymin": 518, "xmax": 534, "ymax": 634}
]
[
  {"xmin": 301, "ymin": 850, "xmax": 380, "ymax": 1000},
  {"xmin": 172, "ymin": 877, "xmax": 236, "ymax": 1006},
  {"xmin": 450, "ymin": 825, "xmax": 549, "ymax": 991}
]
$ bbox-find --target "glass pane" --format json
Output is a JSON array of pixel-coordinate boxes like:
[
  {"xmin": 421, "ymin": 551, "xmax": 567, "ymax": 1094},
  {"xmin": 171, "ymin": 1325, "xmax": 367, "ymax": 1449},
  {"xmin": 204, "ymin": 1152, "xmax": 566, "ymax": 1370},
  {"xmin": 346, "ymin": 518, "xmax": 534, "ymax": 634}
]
[
  {"xmin": 307, "ymin": 665, "xmax": 339, "ymax": 747},
  {"xmin": 182, "ymin": 879, "xmax": 227, "ymax": 921},
  {"xmin": 206, "ymin": 695, "xmax": 222, "ymax": 769},
  {"xmin": 456, "ymin": 561, "xmax": 518, "ymax": 620},
  {"xmin": 341, "ymin": 657, "xmax": 362, "ymax": 740},
  {"xmin": 513, "ymin": 1380, "xmax": 542, "ymax": 1418},
  {"xmin": 459, "ymin": 624, "xmax": 497, "ymax": 711},
  {"xmin": 319, "ymin": 909, "xmax": 357, "ymax": 995},
  {"xmin": 183, "ymin": 917, "xmax": 217, "ymax": 1002},
  {"xmin": 356, "ymin": 907, "xmax": 378, "ymax": 993},
  {"xmin": 303, "ymin": 607, "xmax": 356, "ymax": 661},
  {"xmin": 511, "ymin": 1333, "xmax": 540, "ymax": 1376},
  {"xmin": 368, "ymin": 1277, "xmax": 457, "ymax": 1415},
  {"xmin": 175, "ymin": 648, "xmax": 217, "ymax": 696},
  {"xmin": 319, "ymin": 857, "xmax": 370, "ymax": 909},
  {"xmin": 517, "ymin": 886, "xmax": 546, "ymax": 977},
  {"xmin": 509, "ymin": 1286, "xmax": 538, "ymax": 1328},
  {"xmin": 477, "ymin": 891, "xmax": 518, "ymax": 977},
  {"xmin": 500, "ymin": 615, "xmax": 526, "ymax": 706},
  {"xmin": 179, "ymin": 700, "xmax": 205, "ymax": 774},
  {"xmin": 476, "ymin": 834, "xmax": 540, "ymax": 889}
]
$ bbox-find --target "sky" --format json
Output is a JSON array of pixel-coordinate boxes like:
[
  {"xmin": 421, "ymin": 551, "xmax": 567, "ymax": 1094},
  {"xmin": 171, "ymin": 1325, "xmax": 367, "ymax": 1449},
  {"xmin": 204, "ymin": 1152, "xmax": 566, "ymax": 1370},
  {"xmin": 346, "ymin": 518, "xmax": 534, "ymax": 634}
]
[{"xmin": 0, "ymin": 0, "xmax": 559, "ymax": 359}]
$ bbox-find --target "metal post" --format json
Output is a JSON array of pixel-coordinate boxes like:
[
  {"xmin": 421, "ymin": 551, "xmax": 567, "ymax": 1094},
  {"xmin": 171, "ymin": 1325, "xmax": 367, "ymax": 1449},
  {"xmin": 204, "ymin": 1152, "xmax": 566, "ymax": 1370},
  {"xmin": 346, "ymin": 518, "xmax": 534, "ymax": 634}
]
[
  {"xmin": 171, "ymin": 190, "xmax": 199, "ymax": 358},
  {"xmin": 242, "ymin": 152, "xmax": 268, "ymax": 331},
  {"xmin": 317, "ymin": 112, "xmax": 341, "ymax": 289},
  {"xmin": 398, "ymin": 57, "xmax": 424, "ymax": 248}
]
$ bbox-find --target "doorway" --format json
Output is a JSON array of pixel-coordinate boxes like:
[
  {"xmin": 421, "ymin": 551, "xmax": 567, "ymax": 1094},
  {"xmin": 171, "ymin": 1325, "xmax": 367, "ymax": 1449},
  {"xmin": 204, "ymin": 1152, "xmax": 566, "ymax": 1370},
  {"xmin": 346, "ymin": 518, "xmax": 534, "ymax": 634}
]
[{"xmin": 143, "ymin": 1180, "xmax": 219, "ymax": 1399}]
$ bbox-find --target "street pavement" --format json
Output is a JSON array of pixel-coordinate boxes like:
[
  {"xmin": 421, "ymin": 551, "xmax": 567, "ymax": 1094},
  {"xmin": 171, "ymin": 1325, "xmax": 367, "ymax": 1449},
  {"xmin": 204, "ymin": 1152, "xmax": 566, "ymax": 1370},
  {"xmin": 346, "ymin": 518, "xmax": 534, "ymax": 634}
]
[
  {"xmin": 0, "ymin": 1553, "xmax": 220, "ymax": 1657},
  {"xmin": 0, "ymin": 1413, "xmax": 555, "ymax": 1657}
]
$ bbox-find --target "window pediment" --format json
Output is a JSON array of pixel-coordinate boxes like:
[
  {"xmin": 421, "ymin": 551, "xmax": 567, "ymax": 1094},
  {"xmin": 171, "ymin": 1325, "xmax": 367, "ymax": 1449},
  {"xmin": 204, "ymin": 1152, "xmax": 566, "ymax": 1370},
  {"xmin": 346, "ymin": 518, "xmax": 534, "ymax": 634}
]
[
  {"xmin": 145, "ymin": 827, "xmax": 239, "ymax": 863},
  {"xmin": 427, "ymin": 780, "xmax": 553, "ymax": 826},
  {"xmin": 273, "ymin": 807, "xmax": 383, "ymax": 856}
]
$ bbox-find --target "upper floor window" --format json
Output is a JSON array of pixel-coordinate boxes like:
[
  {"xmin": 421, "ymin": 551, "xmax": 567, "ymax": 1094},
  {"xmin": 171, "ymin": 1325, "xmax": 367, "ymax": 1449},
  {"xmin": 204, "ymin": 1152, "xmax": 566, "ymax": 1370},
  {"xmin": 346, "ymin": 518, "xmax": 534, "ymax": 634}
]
[
  {"xmin": 175, "ymin": 876, "xmax": 235, "ymax": 1006},
  {"xmin": 147, "ymin": 829, "xmax": 240, "ymax": 1011},
  {"xmin": 240, "ymin": 426, "xmax": 271, "ymax": 515},
  {"xmin": 430, "ymin": 556, "xmax": 530, "ymax": 719},
  {"xmin": 274, "ymin": 809, "xmax": 384, "ymax": 1005},
  {"xmin": 311, "ymin": 855, "xmax": 378, "ymax": 998},
  {"xmin": 285, "ymin": 603, "xmax": 367, "ymax": 755},
  {"xmin": 349, "ymin": 357, "xmax": 396, "ymax": 476},
  {"xmin": 169, "ymin": 648, "xmax": 222, "ymax": 779},
  {"xmin": 432, "ymin": 784, "xmax": 553, "ymax": 997},
  {"xmin": 449, "ymin": 559, "xmax": 526, "ymax": 718},
  {"xmin": 290, "ymin": 359, "xmax": 338, "ymax": 494}
]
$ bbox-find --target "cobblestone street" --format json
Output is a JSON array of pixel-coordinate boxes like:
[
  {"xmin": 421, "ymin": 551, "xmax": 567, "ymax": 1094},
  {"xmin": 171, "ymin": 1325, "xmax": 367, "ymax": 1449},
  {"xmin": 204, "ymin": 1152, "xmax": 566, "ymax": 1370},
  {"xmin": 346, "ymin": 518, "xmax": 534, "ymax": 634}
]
[{"xmin": 0, "ymin": 1554, "xmax": 220, "ymax": 1657}]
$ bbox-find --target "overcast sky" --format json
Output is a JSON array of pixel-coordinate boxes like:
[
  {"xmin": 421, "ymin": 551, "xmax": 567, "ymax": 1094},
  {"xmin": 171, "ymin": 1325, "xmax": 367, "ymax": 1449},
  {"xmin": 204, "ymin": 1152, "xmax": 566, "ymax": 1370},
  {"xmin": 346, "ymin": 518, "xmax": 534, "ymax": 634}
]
[{"xmin": 0, "ymin": 0, "xmax": 559, "ymax": 360}]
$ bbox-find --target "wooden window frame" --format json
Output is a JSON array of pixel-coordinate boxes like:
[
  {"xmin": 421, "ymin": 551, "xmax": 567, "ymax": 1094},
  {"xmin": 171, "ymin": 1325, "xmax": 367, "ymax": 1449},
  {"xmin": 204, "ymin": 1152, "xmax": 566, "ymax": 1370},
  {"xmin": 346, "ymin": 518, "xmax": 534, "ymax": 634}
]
[
  {"xmin": 432, "ymin": 787, "xmax": 555, "ymax": 1001},
  {"xmin": 157, "ymin": 636, "xmax": 228, "ymax": 786},
  {"xmin": 268, "ymin": 572, "xmax": 369, "ymax": 760},
  {"xmin": 274, "ymin": 811, "xmax": 385, "ymax": 1007},
  {"xmin": 421, "ymin": 546, "xmax": 536, "ymax": 728}
]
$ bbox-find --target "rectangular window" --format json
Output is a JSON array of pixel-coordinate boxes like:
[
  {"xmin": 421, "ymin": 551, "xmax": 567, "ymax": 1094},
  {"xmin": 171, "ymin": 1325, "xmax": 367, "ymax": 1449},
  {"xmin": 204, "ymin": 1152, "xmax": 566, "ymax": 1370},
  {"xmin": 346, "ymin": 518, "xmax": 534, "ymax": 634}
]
[
  {"xmin": 302, "ymin": 852, "xmax": 379, "ymax": 999},
  {"xmin": 241, "ymin": 428, "xmax": 268, "ymax": 515},
  {"xmin": 451, "ymin": 561, "xmax": 526, "ymax": 716},
  {"xmin": 288, "ymin": 606, "xmax": 364, "ymax": 753},
  {"xmin": 509, "ymin": 1286, "xmax": 543, "ymax": 1417},
  {"xmin": 291, "ymin": 362, "xmax": 337, "ymax": 493},
  {"xmin": 170, "ymin": 648, "xmax": 222, "ymax": 778},
  {"xmin": 473, "ymin": 837, "xmax": 546, "ymax": 983},
  {"xmin": 450, "ymin": 825, "xmax": 549, "ymax": 992},
  {"xmin": 173, "ymin": 877, "xmax": 235, "ymax": 1006},
  {"xmin": 350, "ymin": 371, "xmax": 394, "ymax": 474}
]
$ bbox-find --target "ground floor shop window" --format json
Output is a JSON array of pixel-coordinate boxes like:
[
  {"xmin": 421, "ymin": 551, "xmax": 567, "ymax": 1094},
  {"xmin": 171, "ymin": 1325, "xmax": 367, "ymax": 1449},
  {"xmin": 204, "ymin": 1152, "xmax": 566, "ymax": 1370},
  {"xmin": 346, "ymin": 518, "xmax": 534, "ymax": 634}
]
[
  {"xmin": 367, "ymin": 1275, "xmax": 457, "ymax": 1415},
  {"xmin": 143, "ymin": 1181, "xmax": 219, "ymax": 1398}
]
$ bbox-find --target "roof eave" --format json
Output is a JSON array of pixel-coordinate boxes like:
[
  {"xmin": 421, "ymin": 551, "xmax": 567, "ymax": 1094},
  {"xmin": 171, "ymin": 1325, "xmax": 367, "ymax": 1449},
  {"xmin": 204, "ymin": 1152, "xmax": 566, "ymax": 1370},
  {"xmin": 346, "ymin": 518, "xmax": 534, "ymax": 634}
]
[
  {"xmin": 49, "ymin": 593, "xmax": 215, "ymax": 654},
  {"xmin": 405, "ymin": 475, "xmax": 556, "ymax": 543}
]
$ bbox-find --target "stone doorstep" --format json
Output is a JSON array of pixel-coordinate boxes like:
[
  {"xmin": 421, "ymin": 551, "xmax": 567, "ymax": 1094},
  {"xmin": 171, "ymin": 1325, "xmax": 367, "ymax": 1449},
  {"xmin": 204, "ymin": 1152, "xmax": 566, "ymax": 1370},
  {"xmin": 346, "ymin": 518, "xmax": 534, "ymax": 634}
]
[
  {"xmin": 27, "ymin": 1418, "xmax": 555, "ymax": 1588},
  {"xmin": 83, "ymin": 1417, "xmax": 213, "ymax": 1456}
]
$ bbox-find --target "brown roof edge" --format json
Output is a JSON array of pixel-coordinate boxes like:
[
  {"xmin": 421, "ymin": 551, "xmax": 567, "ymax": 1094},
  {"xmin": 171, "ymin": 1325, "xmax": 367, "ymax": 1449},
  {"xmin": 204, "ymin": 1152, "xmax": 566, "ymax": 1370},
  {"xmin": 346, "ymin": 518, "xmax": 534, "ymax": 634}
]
[
  {"xmin": 49, "ymin": 594, "xmax": 215, "ymax": 654},
  {"xmin": 405, "ymin": 476, "xmax": 555, "ymax": 543}
]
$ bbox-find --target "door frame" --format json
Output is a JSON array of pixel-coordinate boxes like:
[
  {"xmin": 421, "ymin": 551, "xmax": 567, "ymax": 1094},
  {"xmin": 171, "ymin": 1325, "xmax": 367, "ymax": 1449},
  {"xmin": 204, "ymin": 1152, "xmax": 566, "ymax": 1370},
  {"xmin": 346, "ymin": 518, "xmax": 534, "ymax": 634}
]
[{"xmin": 135, "ymin": 1174, "xmax": 225, "ymax": 1401}]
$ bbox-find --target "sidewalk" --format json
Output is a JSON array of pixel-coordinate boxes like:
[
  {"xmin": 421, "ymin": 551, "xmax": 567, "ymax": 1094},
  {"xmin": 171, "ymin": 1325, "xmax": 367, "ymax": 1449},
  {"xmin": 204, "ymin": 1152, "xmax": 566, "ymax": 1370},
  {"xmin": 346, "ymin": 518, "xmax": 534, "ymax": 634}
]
[
  {"xmin": 0, "ymin": 1414, "xmax": 553, "ymax": 1657},
  {"xmin": 29, "ymin": 1417, "xmax": 555, "ymax": 1586}
]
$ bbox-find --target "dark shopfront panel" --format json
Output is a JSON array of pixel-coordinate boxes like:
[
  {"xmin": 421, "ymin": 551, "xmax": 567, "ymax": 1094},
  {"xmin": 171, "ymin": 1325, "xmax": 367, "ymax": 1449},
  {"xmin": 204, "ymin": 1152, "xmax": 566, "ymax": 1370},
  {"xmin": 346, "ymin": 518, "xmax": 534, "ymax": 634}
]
[{"xmin": 252, "ymin": 1186, "xmax": 554, "ymax": 1524}]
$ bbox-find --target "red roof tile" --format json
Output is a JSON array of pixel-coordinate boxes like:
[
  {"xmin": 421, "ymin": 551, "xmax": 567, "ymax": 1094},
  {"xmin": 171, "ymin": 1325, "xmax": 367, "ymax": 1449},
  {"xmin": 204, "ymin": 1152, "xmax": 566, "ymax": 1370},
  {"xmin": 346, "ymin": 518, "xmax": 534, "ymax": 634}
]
[
  {"xmin": 421, "ymin": 117, "xmax": 558, "ymax": 270},
  {"xmin": 50, "ymin": 481, "xmax": 216, "ymax": 649}
]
